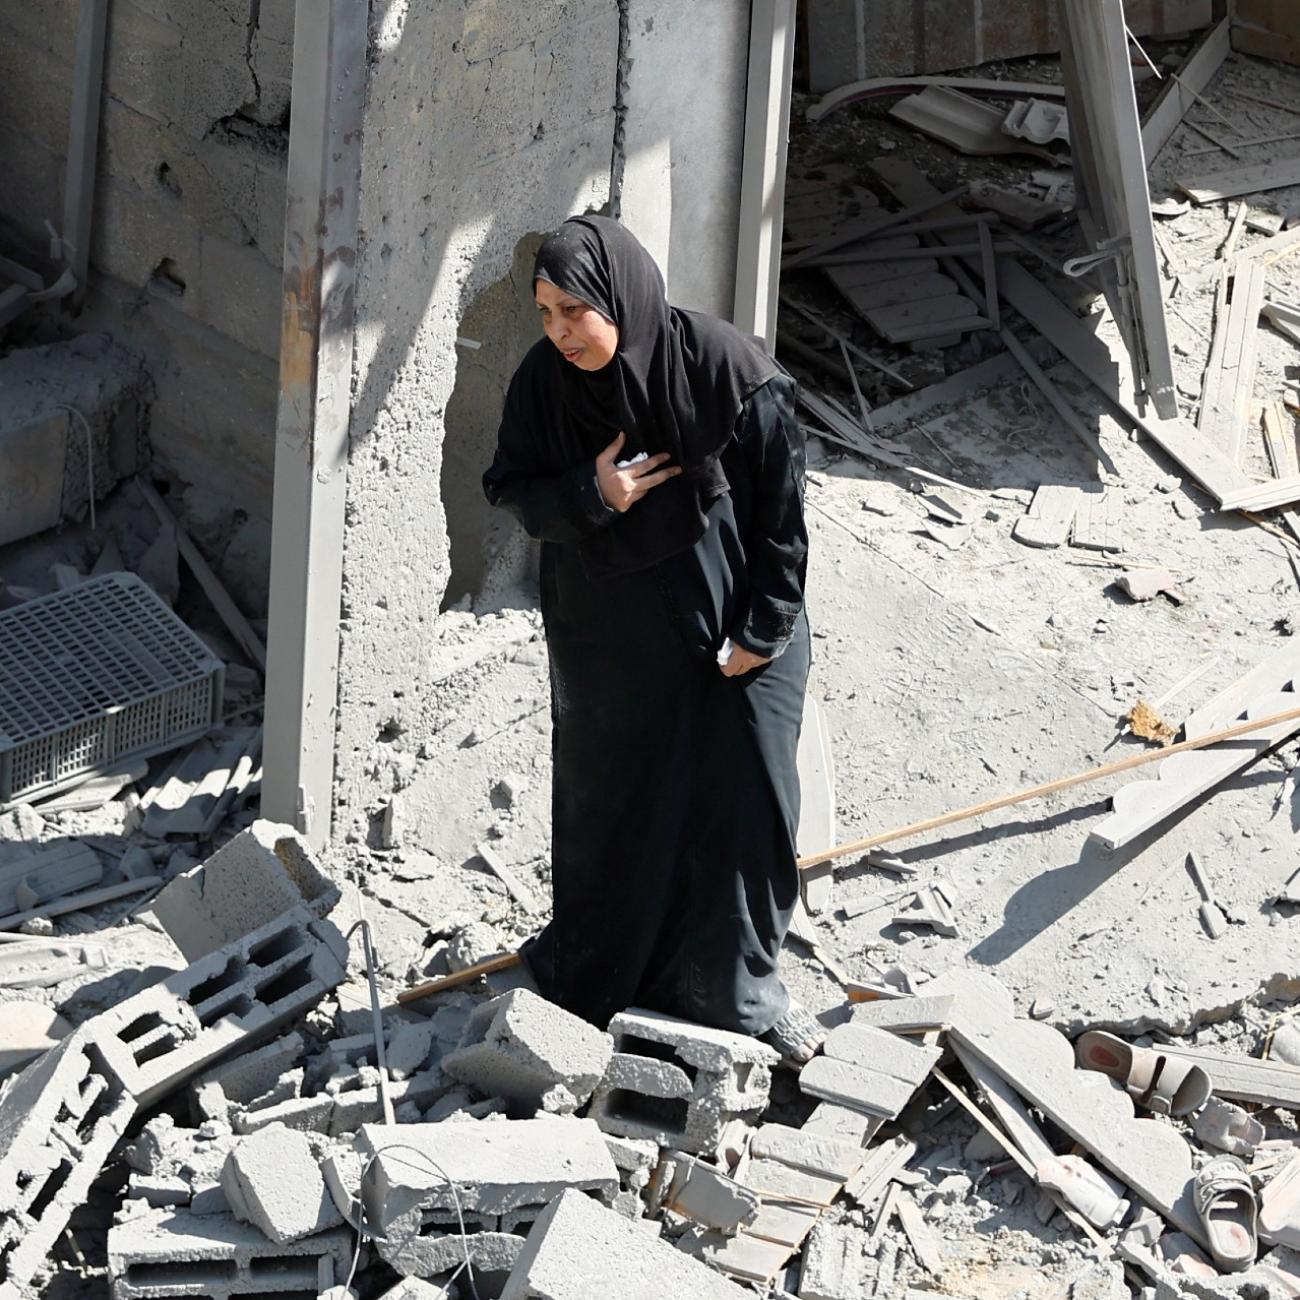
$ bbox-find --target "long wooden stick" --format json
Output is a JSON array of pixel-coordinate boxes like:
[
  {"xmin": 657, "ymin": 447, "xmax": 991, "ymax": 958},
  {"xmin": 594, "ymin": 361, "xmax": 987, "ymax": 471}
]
[
  {"xmin": 795, "ymin": 701, "xmax": 1300, "ymax": 869},
  {"xmin": 401, "ymin": 702, "xmax": 1300, "ymax": 1004}
]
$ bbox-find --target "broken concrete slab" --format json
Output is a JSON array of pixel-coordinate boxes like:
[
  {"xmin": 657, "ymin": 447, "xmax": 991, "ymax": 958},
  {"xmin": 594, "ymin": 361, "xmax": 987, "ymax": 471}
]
[
  {"xmin": 145, "ymin": 820, "xmax": 339, "ymax": 962},
  {"xmin": 849, "ymin": 994, "xmax": 957, "ymax": 1034},
  {"xmin": 800, "ymin": 1055, "xmax": 920, "ymax": 1118},
  {"xmin": 500, "ymin": 1188, "xmax": 752, "ymax": 1299},
  {"xmin": 800, "ymin": 1220, "xmax": 866, "ymax": 1300},
  {"xmin": 660, "ymin": 1152, "xmax": 760, "ymax": 1234},
  {"xmin": 444, "ymin": 987, "xmax": 613, "ymax": 1114},
  {"xmin": 107, "ymin": 1206, "xmax": 350, "ymax": 1299},
  {"xmin": 821, "ymin": 1022, "xmax": 942, "ymax": 1086},
  {"xmin": 221, "ymin": 1123, "xmax": 342, "ymax": 1245},
  {"xmin": 588, "ymin": 1008, "xmax": 776, "ymax": 1154},
  {"xmin": 190, "ymin": 1032, "xmax": 306, "ymax": 1124}
]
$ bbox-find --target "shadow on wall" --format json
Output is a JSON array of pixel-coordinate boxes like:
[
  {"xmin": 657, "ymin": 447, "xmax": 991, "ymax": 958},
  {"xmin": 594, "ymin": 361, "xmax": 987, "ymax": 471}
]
[{"xmin": 440, "ymin": 231, "xmax": 546, "ymax": 613}]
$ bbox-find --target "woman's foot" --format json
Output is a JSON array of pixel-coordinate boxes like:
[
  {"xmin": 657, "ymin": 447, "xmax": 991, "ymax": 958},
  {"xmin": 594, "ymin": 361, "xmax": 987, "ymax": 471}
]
[{"xmin": 760, "ymin": 999, "xmax": 826, "ymax": 1069}]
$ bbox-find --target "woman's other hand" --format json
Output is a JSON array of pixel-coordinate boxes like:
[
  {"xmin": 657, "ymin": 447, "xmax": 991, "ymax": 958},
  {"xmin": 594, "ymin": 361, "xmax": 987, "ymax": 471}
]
[
  {"xmin": 720, "ymin": 644, "xmax": 772, "ymax": 677},
  {"xmin": 595, "ymin": 431, "xmax": 682, "ymax": 512}
]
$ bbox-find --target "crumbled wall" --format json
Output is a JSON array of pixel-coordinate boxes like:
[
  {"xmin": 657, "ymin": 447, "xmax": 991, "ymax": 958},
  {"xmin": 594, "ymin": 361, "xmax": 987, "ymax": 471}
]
[
  {"xmin": 331, "ymin": 0, "xmax": 619, "ymax": 837},
  {"xmin": 0, "ymin": 0, "xmax": 291, "ymax": 524}
]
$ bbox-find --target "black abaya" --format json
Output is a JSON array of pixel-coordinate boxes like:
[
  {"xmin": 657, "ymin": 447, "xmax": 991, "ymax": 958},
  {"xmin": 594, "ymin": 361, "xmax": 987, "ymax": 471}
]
[{"xmin": 484, "ymin": 374, "xmax": 809, "ymax": 1035}]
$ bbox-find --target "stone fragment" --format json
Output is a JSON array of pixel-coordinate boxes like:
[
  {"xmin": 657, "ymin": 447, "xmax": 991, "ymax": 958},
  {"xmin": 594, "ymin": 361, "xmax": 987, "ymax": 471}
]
[
  {"xmin": 445, "ymin": 989, "xmax": 613, "ymax": 1113},
  {"xmin": 799, "ymin": 1221, "xmax": 864, "ymax": 1300},
  {"xmin": 144, "ymin": 820, "xmax": 339, "ymax": 961},
  {"xmin": 500, "ymin": 1188, "xmax": 752, "ymax": 1299},
  {"xmin": 221, "ymin": 1123, "xmax": 343, "ymax": 1245}
]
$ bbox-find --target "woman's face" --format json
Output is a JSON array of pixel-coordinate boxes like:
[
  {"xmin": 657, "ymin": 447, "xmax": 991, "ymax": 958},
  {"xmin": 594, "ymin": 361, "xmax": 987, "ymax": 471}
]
[{"xmin": 535, "ymin": 279, "xmax": 619, "ymax": 371}]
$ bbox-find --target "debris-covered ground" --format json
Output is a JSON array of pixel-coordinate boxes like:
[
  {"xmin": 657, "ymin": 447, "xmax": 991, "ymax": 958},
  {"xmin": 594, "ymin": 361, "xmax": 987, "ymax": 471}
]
[{"xmin": 6, "ymin": 16, "xmax": 1300, "ymax": 1300}]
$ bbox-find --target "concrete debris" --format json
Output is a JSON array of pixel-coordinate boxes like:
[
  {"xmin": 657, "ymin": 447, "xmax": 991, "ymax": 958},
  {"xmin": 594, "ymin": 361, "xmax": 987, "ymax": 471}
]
[
  {"xmin": 445, "ymin": 987, "xmax": 613, "ymax": 1113},
  {"xmin": 145, "ymin": 820, "xmax": 340, "ymax": 962},
  {"xmin": 588, "ymin": 1008, "xmax": 777, "ymax": 1154},
  {"xmin": 1193, "ymin": 1098, "xmax": 1265, "ymax": 1158},
  {"xmin": 221, "ymin": 1123, "xmax": 343, "ymax": 1244},
  {"xmin": 1116, "ymin": 568, "xmax": 1186, "ymax": 603},
  {"xmin": 107, "ymin": 1206, "xmax": 351, "ymax": 1300},
  {"xmin": 658, "ymin": 1151, "xmax": 760, "ymax": 1234},
  {"xmin": 500, "ymin": 1188, "xmax": 752, "ymax": 1299},
  {"xmin": 799, "ymin": 1220, "xmax": 866, "ymax": 1300}
]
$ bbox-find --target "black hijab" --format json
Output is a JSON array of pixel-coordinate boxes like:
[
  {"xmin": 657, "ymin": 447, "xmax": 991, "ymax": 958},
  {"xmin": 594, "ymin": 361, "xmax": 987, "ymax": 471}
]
[{"xmin": 486, "ymin": 215, "xmax": 781, "ymax": 577}]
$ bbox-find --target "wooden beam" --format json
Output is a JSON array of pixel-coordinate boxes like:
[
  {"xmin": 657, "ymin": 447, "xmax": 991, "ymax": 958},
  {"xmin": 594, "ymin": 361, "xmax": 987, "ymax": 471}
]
[{"xmin": 1140, "ymin": 18, "xmax": 1232, "ymax": 163}]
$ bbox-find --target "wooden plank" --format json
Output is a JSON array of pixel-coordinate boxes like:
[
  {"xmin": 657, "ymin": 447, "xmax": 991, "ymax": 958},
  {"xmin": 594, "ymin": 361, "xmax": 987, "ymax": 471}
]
[
  {"xmin": 828, "ymin": 271, "xmax": 957, "ymax": 310},
  {"xmin": 928, "ymin": 971, "xmax": 1205, "ymax": 1246},
  {"xmin": 1013, "ymin": 485, "xmax": 1082, "ymax": 549},
  {"xmin": 1264, "ymin": 402, "xmax": 1300, "ymax": 479},
  {"xmin": 136, "ymin": 478, "xmax": 267, "ymax": 671},
  {"xmin": 1178, "ymin": 156, "xmax": 1300, "ymax": 205},
  {"xmin": 1198, "ymin": 258, "xmax": 1267, "ymax": 464},
  {"xmin": 895, "ymin": 1192, "xmax": 944, "ymax": 1272},
  {"xmin": 1071, "ymin": 487, "xmax": 1124, "ymax": 552},
  {"xmin": 867, "ymin": 351, "xmax": 1034, "ymax": 433},
  {"xmin": 861, "ymin": 295, "xmax": 991, "ymax": 343},
  {"xmin": 1140, "ymin": 18, "xmax": 1232, "ymax": 162},
  {"xmin": 1185, "ymin": 638, "xmax": 1300, "ymax": 739},
  {"xmin": 1161, "ymin": 1045, "xmax": 1300, "ymax": 1107},
  {"xmin": 1218, "ymin": 475, "xmax": 1300, "ymax": 511},
  {"xmin": 1090, "ymin": 649, "xmax": 1300, "ymax": 850}
]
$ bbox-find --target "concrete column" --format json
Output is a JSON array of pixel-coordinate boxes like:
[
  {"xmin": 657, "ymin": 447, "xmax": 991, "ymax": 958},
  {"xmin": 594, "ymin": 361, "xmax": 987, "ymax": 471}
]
[
  {"xmin": 259, "ymin": 0, "xmax": 366, "ymax": 847},
  {"xmin": 733, "ymin": 0, "xmax": 797, "ymax": 346}
]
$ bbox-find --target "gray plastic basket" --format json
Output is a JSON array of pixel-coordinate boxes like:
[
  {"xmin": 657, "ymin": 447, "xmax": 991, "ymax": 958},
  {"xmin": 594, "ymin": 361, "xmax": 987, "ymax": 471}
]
[{"xmin": 0, "ymin": 573, "xmax": 224, "ymax": 806}]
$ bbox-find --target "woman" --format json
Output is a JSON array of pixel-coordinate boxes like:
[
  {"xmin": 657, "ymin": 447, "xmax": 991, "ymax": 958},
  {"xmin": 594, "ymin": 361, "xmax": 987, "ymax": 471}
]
[{"xmin": 482, "ymin": 215, "xmax": 820, "ymax": 1065}]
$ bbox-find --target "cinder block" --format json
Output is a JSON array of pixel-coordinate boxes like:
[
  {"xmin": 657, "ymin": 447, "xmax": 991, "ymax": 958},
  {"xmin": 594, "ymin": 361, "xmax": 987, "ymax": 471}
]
[
  {"xmin": 444, "ymin": 989, "xmax": 613, "ymax": 1113},
  {"xmin": 0, "ymin": 1035, "xmax": 135, "ymax": 1296},
  {"xmin": 381, "ymin": 1229, "xmax": 524, "ymax": 1284},
  {"xmin": 148, "ymin": 822, "xmax": 338, "ymax": 963},
  {"xmin": 221, "ymin": 1123, "xmax": 342, "ymax": 1245},
  {"xmin": 587, "ymin": 1008, "xmax": 775, "ymax": 1154},
  {"xmin": 500, "ymin": 1188, "xmax": 752, "ymax": 1299},
  {"xmin": 90, "ymin": 908, "xmax": 348, "ymax": 1107},
  {"xmin": 0, "ymin": 335, "xmax": 147, "ymax": 543},
  {"xmin": 189, "ymin": 1032, "xmax": 306, "ymax": 1122},
  {"xmin": 346, "ymin": 1118, "xmax": 617, "ymax": 1274},
  {"xmin": 107, "ymin": 1206, "xmax": 350, "ymax": 1300},
  {"xmin": 659, "ymin": 1153, "xmax": 759, "ymax": 1234}
]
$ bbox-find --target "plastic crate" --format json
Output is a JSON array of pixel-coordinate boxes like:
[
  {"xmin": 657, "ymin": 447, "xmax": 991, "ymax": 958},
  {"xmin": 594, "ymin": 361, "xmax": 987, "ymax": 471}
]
[{"xmin": 0, "ymin": 573, "xmax": 224, "ymax": 806}]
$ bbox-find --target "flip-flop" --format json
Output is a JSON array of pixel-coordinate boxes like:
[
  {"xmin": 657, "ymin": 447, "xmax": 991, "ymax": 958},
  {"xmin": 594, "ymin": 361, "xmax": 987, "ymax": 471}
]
[
  {"xmin": 760, "ymin": 999, "xmax": 826, "ymax": 1070},
  {"xmin": 1075, "ymin": 1030, "xmax": 1211, "ymax": 1117},
  {"xmin": 1194, "ymin": 1154, "xmax": 1258, "ymax": 1273}
]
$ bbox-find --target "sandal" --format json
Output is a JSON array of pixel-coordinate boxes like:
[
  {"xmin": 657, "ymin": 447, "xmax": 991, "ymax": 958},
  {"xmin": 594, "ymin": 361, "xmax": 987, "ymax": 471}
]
[
  {"xmin": 1194, "ymin": 1154, "xmax": 1258, "ymax": 1272},
  {"xmin": 760, "ymin": 1000, "xmax": 826, "ymax": 1070},
  {"xmin": 1075, "ymin": 1030, "xmax": 1211, "ymax": 1117}
]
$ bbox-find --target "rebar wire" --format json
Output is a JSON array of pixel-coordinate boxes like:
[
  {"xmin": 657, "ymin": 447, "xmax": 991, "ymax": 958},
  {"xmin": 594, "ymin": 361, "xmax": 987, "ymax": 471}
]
[{"xmin": 344, "ymin": 914, "xmax": 395, "ymax": 1126}]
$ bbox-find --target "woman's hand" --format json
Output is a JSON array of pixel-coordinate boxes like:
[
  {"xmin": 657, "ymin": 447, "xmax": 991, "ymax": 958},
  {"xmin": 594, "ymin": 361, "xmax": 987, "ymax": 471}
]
[
  {"xmin": 595, "ymin": 431, "xmax": 681, "ymax": 512},
  {"xmin": 720, "ymin": 645, "xmax": 772, "ymax": 677}
]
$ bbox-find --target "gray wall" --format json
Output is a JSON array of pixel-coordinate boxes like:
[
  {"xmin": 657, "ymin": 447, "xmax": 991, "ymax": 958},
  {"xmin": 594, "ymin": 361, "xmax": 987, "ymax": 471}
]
[
  {"xmin": 621, "ymin": 0, "xmax": 753, "ymax": 319},
  {"xmin": 0, "ymin": 0, "xmax": 291, "ymax": 525},
  {"xmin": 331, "ymin": 0, "xmax": 619, "ymax": 836}
]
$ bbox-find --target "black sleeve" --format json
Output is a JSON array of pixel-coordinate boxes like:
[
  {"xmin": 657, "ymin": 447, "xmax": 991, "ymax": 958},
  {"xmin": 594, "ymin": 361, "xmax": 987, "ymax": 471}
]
[
  {"xmin": 484, "ymin": 454, "xmax": 616, "ymax": 544},
  {"xmin": 730, "ymin": 375, "xmax": 808, "ymax": 658},
  {"xmin": 482, "ymin": 357, "xmax": 618, "ymax": 544}
]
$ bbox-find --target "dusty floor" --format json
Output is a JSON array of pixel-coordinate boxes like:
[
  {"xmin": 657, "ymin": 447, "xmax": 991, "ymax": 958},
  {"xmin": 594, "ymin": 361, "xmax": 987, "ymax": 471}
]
[{"xmin": 5, "ymin": 30, "xmax": 1300, "ymax": 1300}]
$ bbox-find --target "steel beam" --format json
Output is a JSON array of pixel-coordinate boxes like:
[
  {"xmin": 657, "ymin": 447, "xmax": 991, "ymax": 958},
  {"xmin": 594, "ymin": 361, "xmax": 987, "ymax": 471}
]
[
  {"xmin": 733, "ymin": 0, "xmax": 797, "ymax": 346},
  {"xmin": 260, "ymin": 0, "xmax": 366, "ymax": 848}
]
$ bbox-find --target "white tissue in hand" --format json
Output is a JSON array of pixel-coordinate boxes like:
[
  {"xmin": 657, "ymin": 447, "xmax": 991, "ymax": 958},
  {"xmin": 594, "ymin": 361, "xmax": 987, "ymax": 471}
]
[
  {"xmin": 716, "ymin": 638, "xmax": 734, "ymax": 667},
  {"xmin": 614, "ymin": 451, "xmax": 649, "ymax": 469}
]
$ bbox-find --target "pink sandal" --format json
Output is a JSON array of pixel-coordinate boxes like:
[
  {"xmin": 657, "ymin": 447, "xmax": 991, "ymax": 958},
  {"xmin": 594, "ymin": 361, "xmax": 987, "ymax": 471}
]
[{"xmin": 1075, "ymin": 1031, "xmax": 1210, "ymax": 1117}]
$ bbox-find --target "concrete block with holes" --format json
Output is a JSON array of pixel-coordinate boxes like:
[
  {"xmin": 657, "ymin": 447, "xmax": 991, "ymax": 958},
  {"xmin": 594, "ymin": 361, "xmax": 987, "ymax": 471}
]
[
  {"xmin": 342, "ymin": 1117, "xmax": 618, "ymax": 1276},
  {"xmin": 106, "ymin": 1206, "xmax": 351, "ymax": 1300},
  {"xmin": 586, "ymin": 1008, "xmax": 777, "ymax": 1154},
  {"xmin": 444, "ymin": 988, "xmax": 614, "ymax": 1114},
  {"xmin": 0, "ymin": 908, "xmax": 347, "ymax": 1300}
]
